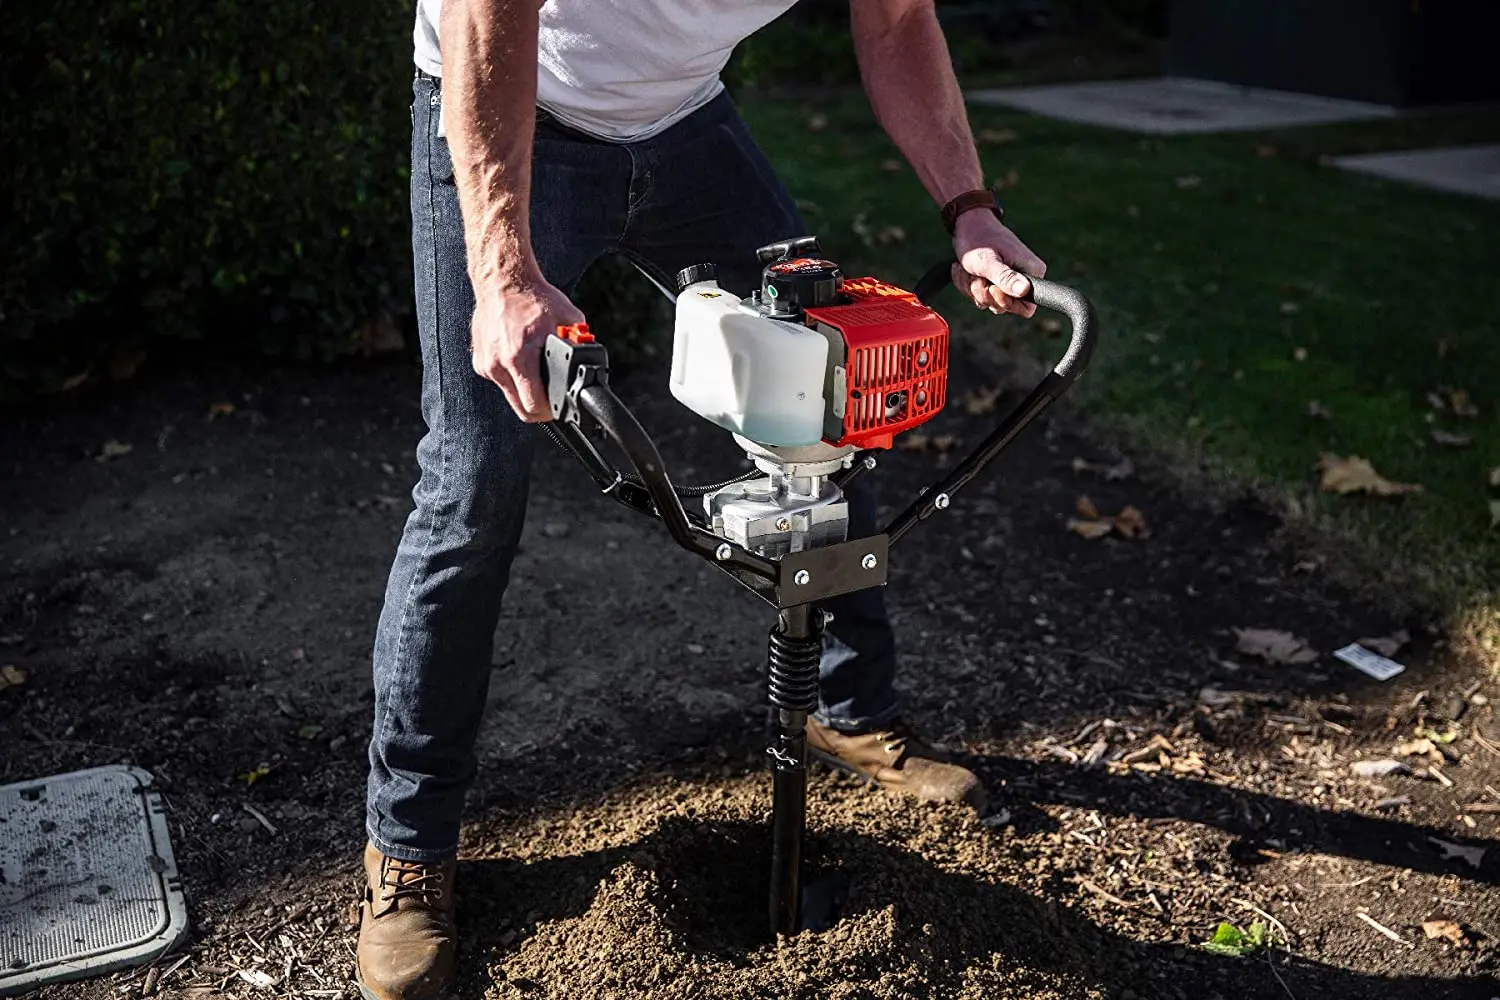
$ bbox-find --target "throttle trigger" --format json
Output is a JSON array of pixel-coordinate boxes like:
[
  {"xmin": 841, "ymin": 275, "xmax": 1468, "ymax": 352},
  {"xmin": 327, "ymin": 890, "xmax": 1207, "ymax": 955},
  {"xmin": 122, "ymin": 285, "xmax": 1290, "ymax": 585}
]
[{"xmin": 557, "ymin": 322, "xmax": 595, "ymax": 345}]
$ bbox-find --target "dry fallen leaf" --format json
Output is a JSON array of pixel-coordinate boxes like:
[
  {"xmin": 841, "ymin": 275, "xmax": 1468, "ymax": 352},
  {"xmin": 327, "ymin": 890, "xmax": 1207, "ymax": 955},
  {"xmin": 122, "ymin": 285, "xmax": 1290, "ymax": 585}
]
[
  {"xmin": 1490, "ymin": 466, "xmax": 1500, "ymax": 487},
  {"xmin": 1067, "ymin": 518, "xmax": 1115, "ymax": 540},
  {"xmin": 961, "ymin": 386, "xmax": 1003, "ymax": 416},
  {"xmin": 1293, "ymin": 346, "xmax": 1308, "ymax": 361},
  {"xmin": 60, "ymin": 371, "xmax": 91, "ymax": 392},
  {"xmin": 1318, "ymin": 454, "xmax": 1422, "ymax": 497},
  {"xmin": 876, "ymin": 225, "xmax": 906, "ymax": 245},
  {"xmin": 1430, "ymin": 429, "xmax": 1470, "ymax": 447},
  {"xmin": 994, "ymin": 169, "xmax": 1021, "ymax": 191},
  {"xmin": 1112, "ymin": 505, "xmax": 1150, "ymax": 539},
  {"xmin": 1358, "ymin": 629, "xmax": 1410, "ymax": 658},
  {"xmin": 1306, "ymin": 400, "xmax": 1332, "ymax": 420},
  {"xmin": 879, "ymin": 158, "xmax": 903, "ymax": 173},
  {"xmin": 1067, "ymin": 497, "xmax": 1149, "ymax": 540},
  {"xmin": 1072, "ymin": 456, "xmax": 1134, "ymax": 481},
  {"xmin": 1234, "ymin": 627, "xmax": 1319, "ymax": 665},
  {"xmin": 977, "ymin": 128, "xmax": 1018, "ymax": 145},
  {"xmin": 96, "ymin": 440, "xmax": 133, "ymax": 462},
  {"xmin": 807, "ymin": 113, "xmax": 828, "ymax": 132},
  {"xmin": 1039, "ymin": 316, "xmax": 1064, "ymax": 336},
  {"xmin": 207, "ymin": 401, "xmax": 236, "ymax": 421},
  {"xmin": 1448, "ymin": 388, "xmax": 1479, "ymax": 418},
  {"xmin": 1421, "ymin": 918, "xmax": 1468, "ymax": 948},
  {"xmin": 1280, "ymin": 301, "xmax": 1300, "ymax": 315},
  {"xmin": 1175, "ymin": 175, "xmax": 1202, "ymax": 189},
  {"xmin": 1490, "ymin": 499, "xmax": 1500, "ymax": 530},
  {"xmin": 0, "ymin": 665, "xmax": 26, "ymax": 693},
  {"xmin": 1256, "ymin": 144, "xmax": 1278, "ymax": 158}
]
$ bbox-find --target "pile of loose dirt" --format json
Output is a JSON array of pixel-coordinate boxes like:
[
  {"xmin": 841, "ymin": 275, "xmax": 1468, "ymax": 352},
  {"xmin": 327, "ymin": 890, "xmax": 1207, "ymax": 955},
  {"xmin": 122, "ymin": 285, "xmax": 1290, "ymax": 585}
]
[{"xmin": 456, "ymin": 770, "xmax": 1103, "ymax": 1000}]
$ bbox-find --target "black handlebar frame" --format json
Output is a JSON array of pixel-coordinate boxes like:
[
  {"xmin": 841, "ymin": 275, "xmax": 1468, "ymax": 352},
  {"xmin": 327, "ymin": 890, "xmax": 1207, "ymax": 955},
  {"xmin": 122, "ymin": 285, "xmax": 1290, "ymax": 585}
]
[
  {"xmin": 541, "ymin": 259, "xmax": 1097, "ymax": 939},
  {"xmin": 883, "ymin": 261, "xmax": 1097, "ymax": 544},
  {"xmin": 544, "ymin": 259, "xmax": 1097, "ymax": 598}
]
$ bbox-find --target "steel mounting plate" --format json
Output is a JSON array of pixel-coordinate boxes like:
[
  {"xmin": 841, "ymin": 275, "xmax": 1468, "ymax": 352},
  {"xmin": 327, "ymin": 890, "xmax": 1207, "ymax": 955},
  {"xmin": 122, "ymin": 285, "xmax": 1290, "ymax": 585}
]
[{"xmin": 774, "ymin": 535, "xmax": 890, "ymax": 608}]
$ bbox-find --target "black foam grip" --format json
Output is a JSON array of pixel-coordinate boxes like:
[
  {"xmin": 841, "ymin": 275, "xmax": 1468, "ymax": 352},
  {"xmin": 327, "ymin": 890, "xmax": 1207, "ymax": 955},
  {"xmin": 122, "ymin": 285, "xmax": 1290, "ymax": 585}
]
[{"xmin": 912, "ymin": 259, "xmax": 1096, "ymax": 389}]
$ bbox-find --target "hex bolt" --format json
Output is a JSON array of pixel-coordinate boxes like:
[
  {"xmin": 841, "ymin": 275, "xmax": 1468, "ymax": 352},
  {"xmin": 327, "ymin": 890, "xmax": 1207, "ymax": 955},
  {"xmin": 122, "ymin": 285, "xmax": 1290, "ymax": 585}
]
[
  {"xmin": 793, "ymin": 569, "xmax": 811, "ymax": 586},
  {"xmin": 934, "ymin": 493, "xmax": 950, "ymax": 509},
  {"xmin": 775, "ymin": 517, "xmax": 792, "ymax": 532},
  {"xmin": 861, "ymin": 553, "xmax": 878, "ymax": 570},
  {"xmin": 715, "ymin": 543, "xmax": 732, "ymax": 561},
  {"xmin": 862, "ymin": 455, "xmax": 877, "ymax": 471}
]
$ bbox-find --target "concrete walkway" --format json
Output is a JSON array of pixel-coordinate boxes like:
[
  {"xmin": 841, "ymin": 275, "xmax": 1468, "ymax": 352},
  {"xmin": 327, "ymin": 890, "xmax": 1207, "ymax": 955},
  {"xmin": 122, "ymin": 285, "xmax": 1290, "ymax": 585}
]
[{"xmin": 967, "ymin": 77, "xmax": 1394, "ymax": 135}]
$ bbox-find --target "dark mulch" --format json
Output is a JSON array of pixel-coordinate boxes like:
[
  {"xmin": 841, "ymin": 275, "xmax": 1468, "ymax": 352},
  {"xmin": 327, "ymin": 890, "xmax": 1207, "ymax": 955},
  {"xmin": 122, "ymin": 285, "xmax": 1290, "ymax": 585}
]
[{"xmin": 3, "ymin": 339, "xmax": 1497, "ymax": 998}]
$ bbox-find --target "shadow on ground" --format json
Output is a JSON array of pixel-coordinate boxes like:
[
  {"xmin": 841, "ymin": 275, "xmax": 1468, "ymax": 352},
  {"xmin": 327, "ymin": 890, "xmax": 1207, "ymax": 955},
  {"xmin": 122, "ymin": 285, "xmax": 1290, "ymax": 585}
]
[{"xmin": 3, "ymin": 348, "xmax": 1497, "ymax": 997}]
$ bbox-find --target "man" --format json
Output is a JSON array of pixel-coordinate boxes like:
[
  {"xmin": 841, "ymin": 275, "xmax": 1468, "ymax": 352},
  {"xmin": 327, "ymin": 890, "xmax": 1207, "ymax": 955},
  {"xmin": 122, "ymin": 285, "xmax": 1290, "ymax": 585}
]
[{"xmin": 358, "ymin": 1, "xmax": 1047, "ymax": 996}]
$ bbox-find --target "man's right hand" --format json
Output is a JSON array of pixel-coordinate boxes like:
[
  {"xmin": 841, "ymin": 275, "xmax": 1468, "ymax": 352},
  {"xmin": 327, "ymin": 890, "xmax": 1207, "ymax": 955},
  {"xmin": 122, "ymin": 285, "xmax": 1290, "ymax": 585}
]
[{"xmin": 470, "ymin": 278, "xmax": 585, "ymax": 422}]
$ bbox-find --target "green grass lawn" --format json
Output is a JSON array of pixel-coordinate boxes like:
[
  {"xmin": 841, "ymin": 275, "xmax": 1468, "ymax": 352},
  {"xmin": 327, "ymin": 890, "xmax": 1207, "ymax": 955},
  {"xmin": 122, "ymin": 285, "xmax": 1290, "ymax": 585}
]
[{"xmin": 741, "ymin": 94, "xmax": 1500, "ymax": 638}]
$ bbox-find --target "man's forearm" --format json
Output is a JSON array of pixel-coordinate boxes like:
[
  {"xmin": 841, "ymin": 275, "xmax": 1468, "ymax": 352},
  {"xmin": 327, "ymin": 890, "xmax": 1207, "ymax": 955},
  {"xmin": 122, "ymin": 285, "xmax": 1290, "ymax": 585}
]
[
  {"xmin": 851, "ymin": 1, "xmax": 983, "ymax": 207},
  {"xmin": 439, "ymin": 0, "xmax": 541, "ymax": 293}
]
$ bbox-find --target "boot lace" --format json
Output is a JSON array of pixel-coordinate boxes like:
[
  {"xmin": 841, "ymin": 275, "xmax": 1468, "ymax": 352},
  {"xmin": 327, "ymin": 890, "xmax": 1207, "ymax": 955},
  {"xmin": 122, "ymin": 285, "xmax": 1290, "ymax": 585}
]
[
  {"xmin": 378, "ymin": 856, "xmax": 446, "ymax": 907},
  {"xmin": 872, "ymin": 721, "xmax": 924, "ymax": 761}
]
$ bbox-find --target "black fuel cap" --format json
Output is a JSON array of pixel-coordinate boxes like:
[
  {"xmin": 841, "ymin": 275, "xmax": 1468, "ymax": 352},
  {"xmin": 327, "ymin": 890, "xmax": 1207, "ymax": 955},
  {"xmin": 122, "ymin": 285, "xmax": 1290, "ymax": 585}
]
[
  {"xmin": 675, "ymin": 262, "xmax": 718, "ymax": 292},
  {"xmin": 762, "ymin": 255, "xmax": 843, "ymax": 317}
]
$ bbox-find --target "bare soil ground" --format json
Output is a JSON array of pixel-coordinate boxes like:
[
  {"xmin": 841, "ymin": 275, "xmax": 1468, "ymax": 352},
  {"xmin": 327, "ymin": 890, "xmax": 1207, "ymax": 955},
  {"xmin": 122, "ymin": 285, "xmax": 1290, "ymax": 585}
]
[{"xmin": 4, "ymin": 341, "xmax": 1499, "ymax": 999}]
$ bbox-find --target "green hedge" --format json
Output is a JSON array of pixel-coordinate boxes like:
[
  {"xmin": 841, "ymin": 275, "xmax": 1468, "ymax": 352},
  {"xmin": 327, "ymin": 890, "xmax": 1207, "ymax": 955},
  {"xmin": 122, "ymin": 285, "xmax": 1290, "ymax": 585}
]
[
  {"xmin": 1, "ymin": 0, "xmax": 415, "ymax": 395},
  {"xmin": 0, "ymin": 1, "xmax": 1086, "ymax": 398}
]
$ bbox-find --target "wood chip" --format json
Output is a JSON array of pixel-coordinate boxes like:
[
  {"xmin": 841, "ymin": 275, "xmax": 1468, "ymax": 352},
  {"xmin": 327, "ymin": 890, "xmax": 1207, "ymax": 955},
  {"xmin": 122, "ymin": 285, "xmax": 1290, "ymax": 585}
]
[
  {"xmin": 1355, "ymin": 911, "xmax": 1412, "ymax": 947},
  {"xmin": 1081, "ymin": 739, "xmax": 1110, "ymax": 769},
  {"xmin": 242, "ymin": 802, "xmax": 278, "ymax": 836},
  {"xmin": 1079, "ymin": 879, "xmax": 1135, "ymax": 908}
]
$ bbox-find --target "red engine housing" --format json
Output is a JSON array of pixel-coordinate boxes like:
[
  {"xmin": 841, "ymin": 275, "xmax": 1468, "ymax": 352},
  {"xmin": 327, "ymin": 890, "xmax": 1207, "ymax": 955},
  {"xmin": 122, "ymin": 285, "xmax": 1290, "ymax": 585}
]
[{"xmin": 802, "ymin": 277, "xmax": 950, "ymax": 450}]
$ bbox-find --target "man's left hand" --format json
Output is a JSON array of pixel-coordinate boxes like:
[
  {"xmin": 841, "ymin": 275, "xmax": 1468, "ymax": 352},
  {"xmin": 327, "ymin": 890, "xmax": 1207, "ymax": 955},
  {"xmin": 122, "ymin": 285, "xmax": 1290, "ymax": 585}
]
[{"xmin": 949, "ymin": 209, "xmax": 1047, "ymax": 318}]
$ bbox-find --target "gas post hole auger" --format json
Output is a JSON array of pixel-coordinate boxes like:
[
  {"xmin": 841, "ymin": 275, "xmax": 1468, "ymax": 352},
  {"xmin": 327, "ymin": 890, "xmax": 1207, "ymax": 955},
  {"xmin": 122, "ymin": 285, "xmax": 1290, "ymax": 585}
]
[{"xmin": 541, "ymin": 236, "xmax": 1098, "ymax": 939}]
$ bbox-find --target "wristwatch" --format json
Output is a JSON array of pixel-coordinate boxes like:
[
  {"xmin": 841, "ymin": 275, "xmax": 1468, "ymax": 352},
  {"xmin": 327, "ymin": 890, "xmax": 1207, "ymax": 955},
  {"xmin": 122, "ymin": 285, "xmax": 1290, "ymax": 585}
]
[{"xmin": 940, "ymin": 186, "xmax": 1005, "ymax": 235}]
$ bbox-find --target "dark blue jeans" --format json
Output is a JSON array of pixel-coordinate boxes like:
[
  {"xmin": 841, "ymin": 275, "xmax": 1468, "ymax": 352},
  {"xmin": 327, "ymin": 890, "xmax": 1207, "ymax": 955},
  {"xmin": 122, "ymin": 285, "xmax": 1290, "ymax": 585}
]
[{"xmin": 366, "ymin": 75, "xmax": 901, "ymax": 862}]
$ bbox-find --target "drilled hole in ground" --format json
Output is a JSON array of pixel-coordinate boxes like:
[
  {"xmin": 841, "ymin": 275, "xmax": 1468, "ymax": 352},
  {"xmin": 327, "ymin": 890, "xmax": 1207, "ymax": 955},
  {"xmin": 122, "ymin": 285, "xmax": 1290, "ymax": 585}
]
[{"xmin": 639, "ymin": 818, "xmax": 846, "ymax": 955}]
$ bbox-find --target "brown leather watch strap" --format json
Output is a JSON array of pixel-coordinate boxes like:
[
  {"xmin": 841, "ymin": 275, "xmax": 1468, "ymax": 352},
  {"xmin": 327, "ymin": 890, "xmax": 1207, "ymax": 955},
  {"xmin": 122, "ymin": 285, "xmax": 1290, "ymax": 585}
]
[{"xmin": 940, "ymin": 188, "xmax": 1005, "ymax": 235}]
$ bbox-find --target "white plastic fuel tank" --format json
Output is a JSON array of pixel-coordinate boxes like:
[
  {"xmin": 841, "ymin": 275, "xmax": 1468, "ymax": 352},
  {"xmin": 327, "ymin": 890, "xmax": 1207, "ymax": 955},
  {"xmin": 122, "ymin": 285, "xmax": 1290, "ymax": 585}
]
[{"xmin": 669, "ymin": 278, "xmax": 829, "ymax": 446}]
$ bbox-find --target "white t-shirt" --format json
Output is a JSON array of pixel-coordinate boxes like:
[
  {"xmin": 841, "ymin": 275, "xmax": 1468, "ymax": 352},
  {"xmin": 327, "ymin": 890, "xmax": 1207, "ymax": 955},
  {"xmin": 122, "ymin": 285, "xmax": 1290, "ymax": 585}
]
[{"xmin": 414, "ymin": 0, "xmax": 801, "ymax": 142}]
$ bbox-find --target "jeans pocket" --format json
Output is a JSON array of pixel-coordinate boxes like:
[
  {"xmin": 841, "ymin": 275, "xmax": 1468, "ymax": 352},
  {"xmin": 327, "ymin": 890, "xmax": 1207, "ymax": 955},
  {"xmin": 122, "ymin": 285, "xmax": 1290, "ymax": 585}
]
[{"xmin": 428, "ymin": 90, "xmax": 455, "ymax": 186}]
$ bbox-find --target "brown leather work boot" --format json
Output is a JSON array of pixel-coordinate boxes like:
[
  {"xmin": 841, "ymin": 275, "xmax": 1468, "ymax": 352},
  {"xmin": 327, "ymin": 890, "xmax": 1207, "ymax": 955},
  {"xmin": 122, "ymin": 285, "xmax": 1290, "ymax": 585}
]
[
  {"xmin": 355, "ymin": 842, "xmax": 457, "ymax": 1000},
  {"xmin": 806, "ymin": 718, "xmax": 987, "ymax": 811}
]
